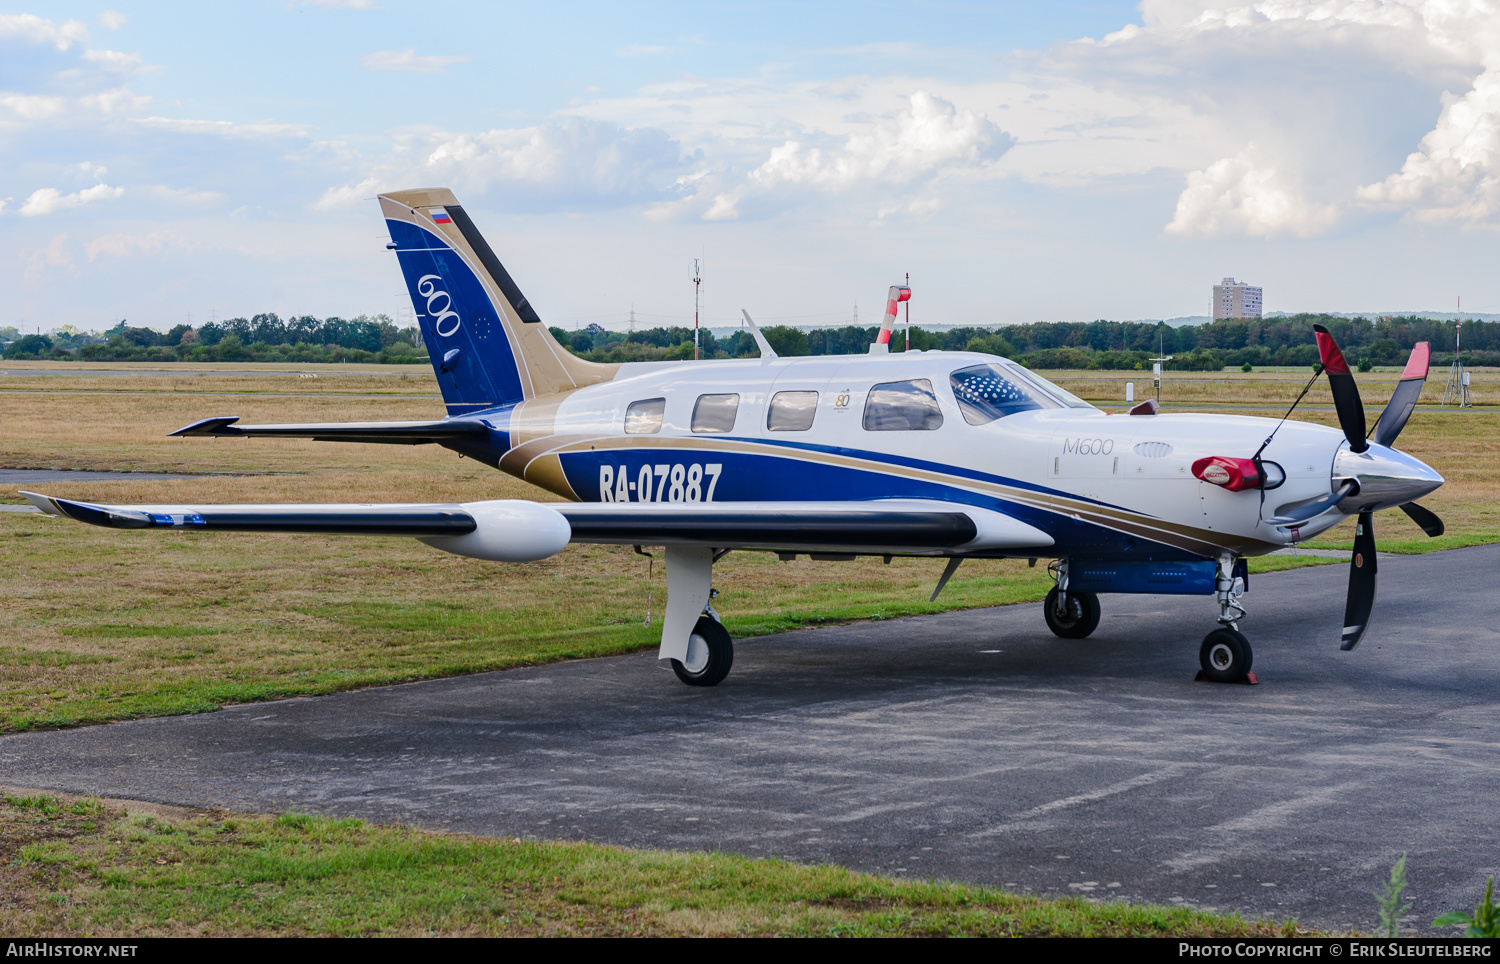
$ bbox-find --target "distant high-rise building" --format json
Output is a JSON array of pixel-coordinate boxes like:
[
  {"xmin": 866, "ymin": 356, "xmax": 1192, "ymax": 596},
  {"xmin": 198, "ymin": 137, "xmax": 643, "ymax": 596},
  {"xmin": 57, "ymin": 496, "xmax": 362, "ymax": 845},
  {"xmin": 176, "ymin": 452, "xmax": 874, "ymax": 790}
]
[{"xmin": 1213, "ymin": 277, "xmax": 1262, "ymax": 320}]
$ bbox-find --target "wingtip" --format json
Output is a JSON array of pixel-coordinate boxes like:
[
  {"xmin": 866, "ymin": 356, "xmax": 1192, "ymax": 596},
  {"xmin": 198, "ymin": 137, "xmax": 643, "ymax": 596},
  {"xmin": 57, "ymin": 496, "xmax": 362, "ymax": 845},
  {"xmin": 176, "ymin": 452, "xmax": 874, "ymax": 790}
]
[
  {"xmin": 18, "ymin": 491, "xmax": 62, "ymax": 516},
  {"xmin": 169, "ymin": 416, "xmax": 241, "ymax": 438}
]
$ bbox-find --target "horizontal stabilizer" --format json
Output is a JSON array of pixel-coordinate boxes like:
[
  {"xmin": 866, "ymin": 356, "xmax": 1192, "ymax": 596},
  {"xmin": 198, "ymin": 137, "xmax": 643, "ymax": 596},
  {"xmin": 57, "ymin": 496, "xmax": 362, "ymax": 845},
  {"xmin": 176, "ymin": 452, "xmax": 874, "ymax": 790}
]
[{"xmin": 170, "ymin": 416, "xmax": 493, "ymax": 445}]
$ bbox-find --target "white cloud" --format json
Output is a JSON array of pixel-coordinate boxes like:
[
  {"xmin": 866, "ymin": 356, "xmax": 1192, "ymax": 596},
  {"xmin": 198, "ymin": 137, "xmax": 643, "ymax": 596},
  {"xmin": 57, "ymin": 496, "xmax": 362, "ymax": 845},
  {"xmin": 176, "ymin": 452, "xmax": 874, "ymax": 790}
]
[
  {"xmin": 24, "ymin": 234, "xmax": 78, "ymax": 282},
  {"xmin": 86, "ymin": 230, "xmax": 190, "ymax": 261},
  {"xmin": 753, "ymin": 91, "xmax": 1009, "ymax": 189},
  {"xmin": 361, "ymin": 49, "xmax": 470, "ymax": 74},
  {"xmin": 318, "ymin": 117, "xmax": 687, "ymax": 212},
  {"xmin": 146, "ymin": 185, "xmax": 228, "ymax": 204},
  {"xmin": 0, "ymin": 13, "xmax": 89, "ymax": 50},
  {"xmin": 1355, "ymin": 8, "xmax": 1500, "ymax": 226},
  {"xmin": 19, "ymin": 183, "xmax": 125, "ymax": 217},
  {"xmin": 137, "ymin": 116, "xmax": 314, "ymax": 139},
  {"xmin": 704, "ymin": 91, "xmax": 1011, "ymax": 220},
  {"xmin": 81, "ymin": 47, "xmax": 147, "ymax": 74},
  {"xmin": 1166, "ymin": 147, "xmax": 1338, "ymax": 238},
  {"xmin": 98, "ymin": 11, "xmax": 127, "ymax": 30}
]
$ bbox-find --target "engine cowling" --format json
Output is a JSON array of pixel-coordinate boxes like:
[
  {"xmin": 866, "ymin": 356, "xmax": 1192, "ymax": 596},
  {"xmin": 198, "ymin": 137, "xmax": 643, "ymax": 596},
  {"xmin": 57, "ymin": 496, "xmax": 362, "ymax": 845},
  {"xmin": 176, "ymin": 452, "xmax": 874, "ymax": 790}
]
[{"xmin": 419, "ymin": 500, "xmax": 571, "ymax": 562}]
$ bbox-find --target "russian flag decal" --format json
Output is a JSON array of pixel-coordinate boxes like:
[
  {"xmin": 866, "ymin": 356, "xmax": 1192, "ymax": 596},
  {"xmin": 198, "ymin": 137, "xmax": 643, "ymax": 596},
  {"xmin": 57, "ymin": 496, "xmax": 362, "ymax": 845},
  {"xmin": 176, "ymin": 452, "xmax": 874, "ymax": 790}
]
[{"xmin": 429, "ymin": 208, "xmax": 452, "ymax": 224}]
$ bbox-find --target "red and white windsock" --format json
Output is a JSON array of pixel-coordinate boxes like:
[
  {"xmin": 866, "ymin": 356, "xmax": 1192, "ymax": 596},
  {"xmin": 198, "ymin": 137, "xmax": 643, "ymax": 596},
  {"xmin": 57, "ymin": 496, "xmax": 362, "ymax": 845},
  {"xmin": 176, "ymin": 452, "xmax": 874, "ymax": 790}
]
[{"xmin": 868, "ymin": 285, "xmax": 911, "ymax": 354}]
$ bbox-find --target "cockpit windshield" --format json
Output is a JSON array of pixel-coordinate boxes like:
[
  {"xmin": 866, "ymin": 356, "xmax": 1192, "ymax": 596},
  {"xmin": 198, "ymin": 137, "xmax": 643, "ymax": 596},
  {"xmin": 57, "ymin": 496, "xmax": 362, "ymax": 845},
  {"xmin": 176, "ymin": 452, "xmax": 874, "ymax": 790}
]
[
  {"xmin": 999, "ymin": 362, "xmax": 1095, "ymax": 410},
  {"xmin": 949, "ymin": 364, "xmax": 1060, "ymax": 424}
]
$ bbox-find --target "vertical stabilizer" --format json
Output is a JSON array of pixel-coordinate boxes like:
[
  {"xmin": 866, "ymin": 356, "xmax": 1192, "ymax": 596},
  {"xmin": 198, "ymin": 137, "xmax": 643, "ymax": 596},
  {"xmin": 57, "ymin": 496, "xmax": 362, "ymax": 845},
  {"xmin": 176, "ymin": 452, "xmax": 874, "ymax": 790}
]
[{"xmin": 379, "ymin": 188, "xmax": 618, "ymax": 415}]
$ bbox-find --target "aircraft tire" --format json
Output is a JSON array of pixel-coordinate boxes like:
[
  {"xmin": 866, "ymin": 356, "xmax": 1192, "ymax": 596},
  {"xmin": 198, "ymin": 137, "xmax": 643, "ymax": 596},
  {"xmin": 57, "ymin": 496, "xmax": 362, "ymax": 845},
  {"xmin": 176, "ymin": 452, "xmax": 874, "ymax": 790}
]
[
  {"xmin": 1043, "ymin": 589, "xmax": 1101, "ymax": 639},
  {"xmin": 1199, "ymin": 627, "xmax": 1253, "ymax": 682},
  {"xmin": 672, "ymin": 615, "xmax": 734, "ymax": 686}
]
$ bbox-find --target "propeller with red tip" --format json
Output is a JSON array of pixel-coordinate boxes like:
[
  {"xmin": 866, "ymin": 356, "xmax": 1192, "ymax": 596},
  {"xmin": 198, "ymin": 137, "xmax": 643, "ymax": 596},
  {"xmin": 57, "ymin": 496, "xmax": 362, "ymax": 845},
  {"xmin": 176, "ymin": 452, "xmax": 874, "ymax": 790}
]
[{"xmin": 1311, "ymin": 325, "xmax": 1442, "ymax": 651}]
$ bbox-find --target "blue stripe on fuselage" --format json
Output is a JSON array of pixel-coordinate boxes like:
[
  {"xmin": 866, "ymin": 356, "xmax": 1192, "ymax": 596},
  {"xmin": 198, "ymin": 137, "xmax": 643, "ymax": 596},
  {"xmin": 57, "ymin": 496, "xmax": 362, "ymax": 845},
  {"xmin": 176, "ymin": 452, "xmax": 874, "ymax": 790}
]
[{"xmin": 554, "ymin": 440, "xmax": 1204, "ymax": 562}]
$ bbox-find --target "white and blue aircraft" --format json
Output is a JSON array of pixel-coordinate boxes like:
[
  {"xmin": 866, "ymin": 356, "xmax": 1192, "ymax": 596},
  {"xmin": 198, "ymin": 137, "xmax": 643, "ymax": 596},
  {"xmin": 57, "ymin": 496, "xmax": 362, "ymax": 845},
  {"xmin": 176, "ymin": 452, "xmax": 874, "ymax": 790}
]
[{"xmin": 23, "ymin": 188, "xmax": 1446, "ymax": 687}]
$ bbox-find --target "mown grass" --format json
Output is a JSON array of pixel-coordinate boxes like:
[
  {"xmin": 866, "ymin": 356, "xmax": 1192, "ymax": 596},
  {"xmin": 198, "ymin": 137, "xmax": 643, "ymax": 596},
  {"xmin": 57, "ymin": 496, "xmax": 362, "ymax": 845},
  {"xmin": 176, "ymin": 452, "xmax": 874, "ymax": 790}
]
[
  {"xmin": 0, "ymin": 792, "xmax": 1304, "ymax": 937},
  {"xmin": 0, "ymin": 364, "xmax": 1495, "ymax": 734}
]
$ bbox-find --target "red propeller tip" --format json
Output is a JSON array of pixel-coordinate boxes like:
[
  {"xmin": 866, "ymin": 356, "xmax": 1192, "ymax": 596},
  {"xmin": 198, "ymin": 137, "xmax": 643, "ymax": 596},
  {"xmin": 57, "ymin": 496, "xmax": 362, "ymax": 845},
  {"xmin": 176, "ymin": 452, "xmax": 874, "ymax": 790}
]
[{"xmin": 1313, "ymin": 325, "xmax": 1350, "ymax": 375}]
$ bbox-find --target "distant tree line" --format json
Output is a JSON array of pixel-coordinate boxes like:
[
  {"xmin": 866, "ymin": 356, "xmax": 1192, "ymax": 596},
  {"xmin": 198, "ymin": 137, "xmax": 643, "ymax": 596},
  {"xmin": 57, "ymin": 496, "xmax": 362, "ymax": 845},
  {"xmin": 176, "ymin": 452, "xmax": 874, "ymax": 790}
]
[
  {"xmin": 1, "ymin": 314, "xmax": 426, "ymax": 364},
  {"xmin": 553, "ymin": 314, "xmax": 1498, "ymax": 370},
  {"xmin": 5, "ymin": 312, "xmax": 1495, "ymax": 368}
]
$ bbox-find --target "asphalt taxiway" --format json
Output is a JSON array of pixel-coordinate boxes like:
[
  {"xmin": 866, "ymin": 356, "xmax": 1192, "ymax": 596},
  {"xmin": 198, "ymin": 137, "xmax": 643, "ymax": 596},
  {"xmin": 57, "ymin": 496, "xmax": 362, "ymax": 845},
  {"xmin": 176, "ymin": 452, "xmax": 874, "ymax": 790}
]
[{"xmin": 3, "ymin": 545, "xmax": 1496, "ymax": 933}]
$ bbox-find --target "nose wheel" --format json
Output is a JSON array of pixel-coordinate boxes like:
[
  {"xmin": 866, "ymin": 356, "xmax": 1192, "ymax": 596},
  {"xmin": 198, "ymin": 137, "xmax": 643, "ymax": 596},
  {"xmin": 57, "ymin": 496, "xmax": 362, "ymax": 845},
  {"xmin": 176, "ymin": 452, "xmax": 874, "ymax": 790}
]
[{"xmin": 1199, "ymin": 627, "xmax": 1253, "ymax": 683}]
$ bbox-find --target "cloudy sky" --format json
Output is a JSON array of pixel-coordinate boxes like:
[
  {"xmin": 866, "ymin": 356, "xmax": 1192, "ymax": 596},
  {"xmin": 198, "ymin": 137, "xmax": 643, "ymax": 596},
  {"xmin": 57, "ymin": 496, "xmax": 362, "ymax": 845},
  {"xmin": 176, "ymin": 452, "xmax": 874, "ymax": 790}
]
[{"xmin": 4, "ymin": 1, "xmax": 1499, "ymax": 333}]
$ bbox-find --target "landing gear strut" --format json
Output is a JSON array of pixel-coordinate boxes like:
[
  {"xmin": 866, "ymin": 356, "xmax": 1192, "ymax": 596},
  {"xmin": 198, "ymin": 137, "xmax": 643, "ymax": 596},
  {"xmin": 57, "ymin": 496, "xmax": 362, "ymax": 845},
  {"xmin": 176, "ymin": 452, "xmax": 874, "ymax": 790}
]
[{"xmin": 1199, "ymin": 554, "xmax": 1254, "ymax": 683}]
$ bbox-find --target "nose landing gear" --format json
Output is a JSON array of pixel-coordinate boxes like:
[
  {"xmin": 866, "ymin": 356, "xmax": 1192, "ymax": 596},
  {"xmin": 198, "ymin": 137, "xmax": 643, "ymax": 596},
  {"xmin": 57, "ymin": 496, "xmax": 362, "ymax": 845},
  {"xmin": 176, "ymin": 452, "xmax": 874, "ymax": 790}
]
[{"xmin": 1198, "ymin": 554, "xmax": 1257, "ymax": 684}]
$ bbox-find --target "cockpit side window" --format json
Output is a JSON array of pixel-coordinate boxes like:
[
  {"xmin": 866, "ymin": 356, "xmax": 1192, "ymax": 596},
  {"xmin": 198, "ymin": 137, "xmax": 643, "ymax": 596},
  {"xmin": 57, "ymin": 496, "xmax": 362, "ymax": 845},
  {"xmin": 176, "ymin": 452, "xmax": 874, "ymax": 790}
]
[
  {"xmin": 624, "ymin": 397, "xmax": 666, "ymax": 434},
  {"xmin": 950, "ymin": 364, "xmax": 1058, "ymax": 425},
  {"xmin": 862, "ymin": 379, "xmax": 944, "ymax": 431}
]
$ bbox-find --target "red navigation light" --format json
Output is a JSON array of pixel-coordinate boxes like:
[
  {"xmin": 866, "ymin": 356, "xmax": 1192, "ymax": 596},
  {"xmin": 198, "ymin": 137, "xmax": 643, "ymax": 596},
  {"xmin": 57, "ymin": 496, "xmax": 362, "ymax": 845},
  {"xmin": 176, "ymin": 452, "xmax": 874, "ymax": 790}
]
[{"xmin": 1192, "ymin": 456, "xmax": 1264, "ymax": 491}]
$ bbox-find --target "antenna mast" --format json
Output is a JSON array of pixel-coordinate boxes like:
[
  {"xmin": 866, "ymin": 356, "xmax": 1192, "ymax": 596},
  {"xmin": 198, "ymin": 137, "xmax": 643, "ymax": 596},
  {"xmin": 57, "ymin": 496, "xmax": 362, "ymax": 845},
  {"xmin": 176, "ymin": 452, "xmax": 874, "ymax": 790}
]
[
  {"xmin": 1442, "ymin": 296, "xmax": 1472, "ymax": 407},
  {"xmin": 692, "ymin": 259, "xmax": 702, "ymax": 361}
]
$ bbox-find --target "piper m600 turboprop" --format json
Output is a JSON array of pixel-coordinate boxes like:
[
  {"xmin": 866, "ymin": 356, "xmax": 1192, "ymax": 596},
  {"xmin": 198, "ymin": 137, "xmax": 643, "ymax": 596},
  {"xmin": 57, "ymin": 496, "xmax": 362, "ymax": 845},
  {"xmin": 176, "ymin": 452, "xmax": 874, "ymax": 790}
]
[{"xmin": 24, "ymin": 188, "xmax": 1447, "ymax": 686}]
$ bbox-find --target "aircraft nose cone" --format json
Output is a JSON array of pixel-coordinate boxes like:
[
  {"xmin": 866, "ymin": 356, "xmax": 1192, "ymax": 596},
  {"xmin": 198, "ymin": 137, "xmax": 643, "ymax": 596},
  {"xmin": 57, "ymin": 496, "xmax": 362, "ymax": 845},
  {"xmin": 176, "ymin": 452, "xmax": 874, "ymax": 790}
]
[{"xmin": 1333, "ymin": 442, "xmax": 1444, "ymax": 512}]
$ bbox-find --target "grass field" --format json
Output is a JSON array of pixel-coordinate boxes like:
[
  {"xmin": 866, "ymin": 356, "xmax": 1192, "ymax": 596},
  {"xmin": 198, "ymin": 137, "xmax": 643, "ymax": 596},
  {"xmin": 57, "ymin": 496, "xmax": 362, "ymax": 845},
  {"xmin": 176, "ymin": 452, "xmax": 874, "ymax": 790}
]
[
  {"xmin": 0, "ymin": 790, "xmax": 1306, "ymax": 937},
  {"xmin": 1, "ymin": 361, "xmax": 1495, "ymax": 733}
]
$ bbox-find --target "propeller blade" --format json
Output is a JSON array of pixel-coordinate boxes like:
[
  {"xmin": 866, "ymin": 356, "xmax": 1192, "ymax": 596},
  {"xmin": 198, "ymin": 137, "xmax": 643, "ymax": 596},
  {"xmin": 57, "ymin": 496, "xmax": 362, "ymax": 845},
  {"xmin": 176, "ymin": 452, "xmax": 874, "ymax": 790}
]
[
  {"xmin": 1313, "ymin": 325, "xmax": 1369, "ymax": 454},
  {"xmin": 1266, "ymin": 478, "xmax": 1358, "ymax": 527},
  {"xmin": 1371, "ymin": 342, "xmax": 1430, "ymax": 447},
  {"xmin": 1399, "ymin": 500, "xmax": 1445, "ymax": 537},
  {"xmin": 1341, "ymin": 511, "xmax": 1378, "ymax": 651}
]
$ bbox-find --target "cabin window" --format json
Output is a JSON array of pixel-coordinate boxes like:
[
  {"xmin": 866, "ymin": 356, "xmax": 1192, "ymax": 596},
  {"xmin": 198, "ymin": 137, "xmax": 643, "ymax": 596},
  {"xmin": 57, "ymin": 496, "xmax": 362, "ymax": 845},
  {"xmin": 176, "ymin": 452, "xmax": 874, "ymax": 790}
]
[
  {"xmin": 949, "ymin": 364, "xmax": 1056, "ymax": 424},
  {"xmin": 862, "ymin": 379, "xmax": 944, "ymax": 431},
  {"xmin": 624, "ymin": 398, "xmax": 666, "ymax": 434},
  {"xmin": 767, "ymin": 391, "xmax": 818, "ymax": 432},
  {"xmin": 691, "ymin": 393, "xmax": 740, "ymax": 434}
]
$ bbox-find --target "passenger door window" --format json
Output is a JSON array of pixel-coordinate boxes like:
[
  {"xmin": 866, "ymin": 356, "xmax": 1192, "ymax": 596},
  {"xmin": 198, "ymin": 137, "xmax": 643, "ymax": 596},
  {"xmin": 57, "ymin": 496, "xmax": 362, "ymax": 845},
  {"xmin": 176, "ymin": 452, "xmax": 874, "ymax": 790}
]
[
  {"xmin": 767, "ymin": 391, "xmax": 818, "ymax": 432},
  {"xmin": 691, "ymin": 393, "xmax": 740, "ymax": 434}
]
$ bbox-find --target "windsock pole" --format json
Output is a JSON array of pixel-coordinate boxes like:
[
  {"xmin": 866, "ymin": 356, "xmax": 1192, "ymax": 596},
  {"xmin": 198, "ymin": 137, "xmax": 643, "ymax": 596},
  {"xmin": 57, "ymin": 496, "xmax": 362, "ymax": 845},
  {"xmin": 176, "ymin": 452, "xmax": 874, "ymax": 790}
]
[{"xmin": 868, "ymin": 284, "xmax": 911, "ymax": 354}]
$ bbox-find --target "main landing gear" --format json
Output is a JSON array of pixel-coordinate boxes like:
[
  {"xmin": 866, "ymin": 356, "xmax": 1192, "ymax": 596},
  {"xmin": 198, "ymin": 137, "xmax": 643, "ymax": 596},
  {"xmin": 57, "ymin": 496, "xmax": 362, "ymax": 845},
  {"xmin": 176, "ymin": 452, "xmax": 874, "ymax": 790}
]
[
  {"xmin": 1043, "ymin": 560, "xmax": 1101, "ymax": 639},
  {"xmin": 1043, "ymin": 587, "xmax": 1101, "ymax": 639},
  {"xmin": 661, "ymin": 546, "xmax": 736, "ymax": 687}
]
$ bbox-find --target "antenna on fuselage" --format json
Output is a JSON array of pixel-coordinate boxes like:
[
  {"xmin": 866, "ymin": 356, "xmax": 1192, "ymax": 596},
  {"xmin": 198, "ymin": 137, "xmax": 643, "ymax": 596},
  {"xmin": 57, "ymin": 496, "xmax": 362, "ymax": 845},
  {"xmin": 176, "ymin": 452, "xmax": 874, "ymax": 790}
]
[
  {"xmin": 692, "ymin": 259, "xmax": 702, "ymax": 361},
  {"xmin": 740, "ymin": 309, "xmax": 777, "ymax": 359},
  {"xmin": 903, "ymin": 271, "xmax": 910, "ymax": 352}
]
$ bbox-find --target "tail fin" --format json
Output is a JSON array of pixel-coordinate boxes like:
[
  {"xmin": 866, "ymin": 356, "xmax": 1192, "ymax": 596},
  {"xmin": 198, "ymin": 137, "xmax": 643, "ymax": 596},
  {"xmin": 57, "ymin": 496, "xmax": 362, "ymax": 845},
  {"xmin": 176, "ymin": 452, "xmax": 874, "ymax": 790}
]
[{"xmin": 379, "ymin": 188, "xmax": 617, "ymax": 416}]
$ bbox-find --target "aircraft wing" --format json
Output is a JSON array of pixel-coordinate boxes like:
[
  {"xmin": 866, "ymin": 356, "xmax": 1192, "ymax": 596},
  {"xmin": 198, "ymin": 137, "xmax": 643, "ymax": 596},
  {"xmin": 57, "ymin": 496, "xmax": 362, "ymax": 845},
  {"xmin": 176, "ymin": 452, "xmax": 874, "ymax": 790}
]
[
  {"xmin": 20, "ymin": 493, "xmax": 1052, "ymax": 559},
  {"xmin": 170, "ymin": 416, "xmax": 493, "ymax": 445}
]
